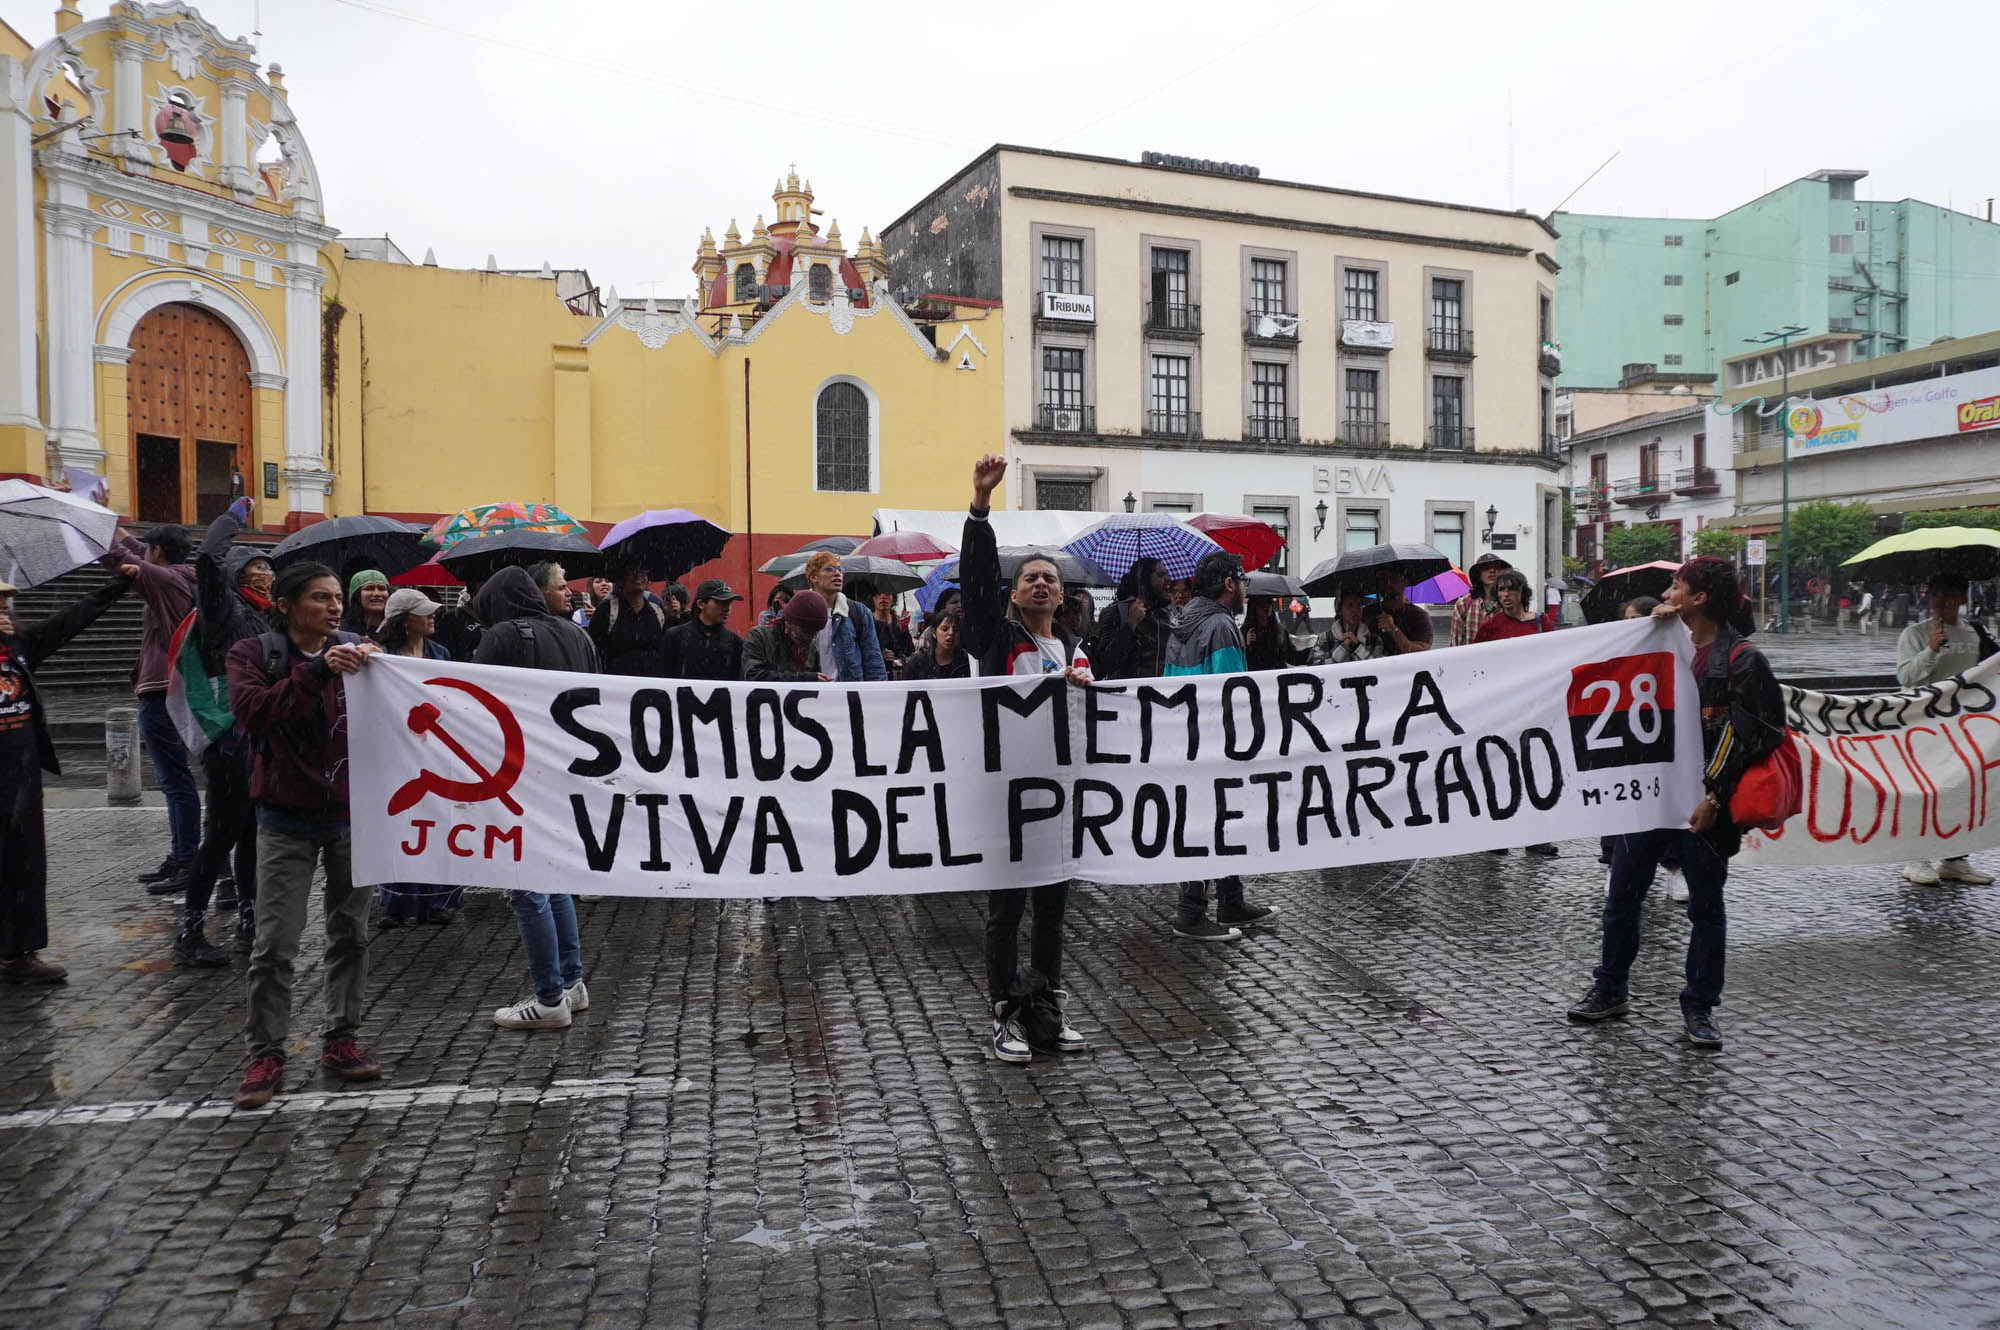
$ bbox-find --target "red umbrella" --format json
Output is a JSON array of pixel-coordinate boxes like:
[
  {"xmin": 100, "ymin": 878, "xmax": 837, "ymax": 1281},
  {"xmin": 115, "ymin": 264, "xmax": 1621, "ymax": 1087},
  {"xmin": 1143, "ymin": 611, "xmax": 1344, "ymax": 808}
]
[
  {"xmin": 1186, "ymin": 512, "xmax": 1285, "ymax": 572},
  {"xmin": 854, "ymin": 530, "xmax": 958, "ymax": 562},
  {"xmin": 390, "ymin": 558, "xmax": 462, "ymax": 587}
]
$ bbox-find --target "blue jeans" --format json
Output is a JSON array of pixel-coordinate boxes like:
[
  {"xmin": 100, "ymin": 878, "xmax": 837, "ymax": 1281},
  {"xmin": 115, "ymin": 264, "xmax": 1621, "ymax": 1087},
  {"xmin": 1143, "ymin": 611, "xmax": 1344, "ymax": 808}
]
[
  {"xmin": 137, "ymin": 693, "xmax": 201, "ymax": 860},
  {"xmin": 508, "ymin": 891, "xmax": 582, "ymax": 1006},
  {"xmin": 1594, "ymin": 827, "xmax": 1728, "ymax": 1014}
]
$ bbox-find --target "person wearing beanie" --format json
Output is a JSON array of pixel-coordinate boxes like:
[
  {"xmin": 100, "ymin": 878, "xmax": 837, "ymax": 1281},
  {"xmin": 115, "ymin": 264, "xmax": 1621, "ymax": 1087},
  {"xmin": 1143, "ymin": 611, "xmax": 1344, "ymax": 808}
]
[
  {"xmin": 1450, "ymin": 552, "xmax": 1511, "ymax": 647},
  {"xmin": 743, "ymin": 589, "xmax": 829, "ymax": 682},
  {"xmin": 170, "ymin": 497, "xmax": 276, "ymax": 966},
  {"xmin": 342, "ymin": 568, "xmax": 391, "ymax": 636}
]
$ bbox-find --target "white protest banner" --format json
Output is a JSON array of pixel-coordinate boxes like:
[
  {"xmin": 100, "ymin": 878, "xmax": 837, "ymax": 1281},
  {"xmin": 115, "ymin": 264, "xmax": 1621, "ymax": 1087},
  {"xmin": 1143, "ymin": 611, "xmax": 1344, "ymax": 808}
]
[
  {"xmin": 1742, "ymin": 656, "xmax": 2000, "ymax": 867},
  {"xmin": 346, "ymin": 619, "xmax": 1704, "ymax": 898}
]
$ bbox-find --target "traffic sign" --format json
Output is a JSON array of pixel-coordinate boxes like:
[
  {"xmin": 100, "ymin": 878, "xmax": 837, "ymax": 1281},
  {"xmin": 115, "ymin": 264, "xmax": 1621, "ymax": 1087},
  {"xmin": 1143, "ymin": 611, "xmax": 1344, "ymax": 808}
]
[{"xmin": 1745, "ymin": 538, "xmax": 1767, "ymax": 566}]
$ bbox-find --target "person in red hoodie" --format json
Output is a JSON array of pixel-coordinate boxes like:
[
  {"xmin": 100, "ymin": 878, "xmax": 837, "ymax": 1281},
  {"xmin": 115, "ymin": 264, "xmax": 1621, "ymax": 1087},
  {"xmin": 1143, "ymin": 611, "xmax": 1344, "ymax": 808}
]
[{"xmin": 223, "ymin": 561, "xmax": 382, "ymax": 1109}]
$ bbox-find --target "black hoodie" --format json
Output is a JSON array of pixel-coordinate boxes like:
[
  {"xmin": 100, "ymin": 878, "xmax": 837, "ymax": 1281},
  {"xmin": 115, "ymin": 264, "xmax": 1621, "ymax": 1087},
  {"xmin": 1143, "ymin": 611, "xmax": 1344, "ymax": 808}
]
[{"xmin": 469, "ymin": 567, "xmax": 599, "ymax": 673}]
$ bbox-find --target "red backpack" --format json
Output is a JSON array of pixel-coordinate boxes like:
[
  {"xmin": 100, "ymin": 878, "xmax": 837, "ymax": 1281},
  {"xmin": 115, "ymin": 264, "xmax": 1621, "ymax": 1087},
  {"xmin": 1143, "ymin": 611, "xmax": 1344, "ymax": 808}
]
[{"xmin": 1720, "ymin": 641, "xmax": 1801, "ymax": 832}]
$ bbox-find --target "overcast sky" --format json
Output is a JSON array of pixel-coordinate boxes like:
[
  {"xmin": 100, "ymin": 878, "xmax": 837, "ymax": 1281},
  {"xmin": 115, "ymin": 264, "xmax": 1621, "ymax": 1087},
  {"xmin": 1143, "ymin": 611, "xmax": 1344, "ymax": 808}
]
[{"xmin": 16, "ymin": 0, "xmax": 1995, "ymax": 298}]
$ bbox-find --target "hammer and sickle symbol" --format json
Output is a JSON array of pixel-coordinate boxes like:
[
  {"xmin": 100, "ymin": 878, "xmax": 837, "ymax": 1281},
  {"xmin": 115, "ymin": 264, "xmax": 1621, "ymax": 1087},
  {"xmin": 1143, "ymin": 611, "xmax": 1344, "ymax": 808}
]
[{"xmin": 386, "ymin": 676, "xmax": 526, "ymax": 817}]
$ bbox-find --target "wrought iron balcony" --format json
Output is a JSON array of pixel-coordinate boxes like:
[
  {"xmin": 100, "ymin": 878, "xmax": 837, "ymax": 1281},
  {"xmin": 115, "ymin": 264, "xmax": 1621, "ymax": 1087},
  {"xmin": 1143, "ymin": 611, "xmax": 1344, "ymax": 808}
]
[
  {"xmin": 1145, "ymin": 409, "xmax": 1202, "ymax": 439},
  {"xmin": 1244, "ymin": 309, "xmax": 1300, "ymax": 341},
  {"xmin": 1144, "ymin": 301, "xmax": 1201, "ymax": 335},
  {"xmin": 1245, "ymin": 415, "xmax": 1299, "ymax": 444},
  {"xmin": 1571, "ymin": 484, "xmax": 1611, "ymax": 517},
  {"xmin": 1428, "ymin": 424, "xmax": 1472, "ymax": 451},
  {"xmin": 1034, "ymin": 403, "xmax": 1096, "ymax": 434},
  {"xmin": 1542, "ymin": 433, "xmax": 1560, "ymax": 458},
  {"xmin": 1673, "ymin": 465, "xmax": 1721, "ymax": 495},
  {"xmin": 1612, "ymin": 476, "xmax": 1665, "ymax": 505},
  {"xmin": 1341, "ymin": 418, "xmax": 1390, "ymax": 446},
  {"xmin": 1426, "ymin": 325, "xmax": 1475, "ymax": 359}
]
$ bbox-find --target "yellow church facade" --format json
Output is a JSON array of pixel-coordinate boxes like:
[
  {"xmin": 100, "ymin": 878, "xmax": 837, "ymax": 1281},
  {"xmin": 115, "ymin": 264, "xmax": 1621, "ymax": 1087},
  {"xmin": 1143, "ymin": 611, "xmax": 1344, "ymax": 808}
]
[{"xmin": 3, "ymin": 3, "xmax": 1000, "ymax": 594}]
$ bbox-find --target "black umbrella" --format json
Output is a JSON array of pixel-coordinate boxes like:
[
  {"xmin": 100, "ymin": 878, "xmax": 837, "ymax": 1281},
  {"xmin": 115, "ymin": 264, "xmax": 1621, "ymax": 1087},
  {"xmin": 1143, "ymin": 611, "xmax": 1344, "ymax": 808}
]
[
  {"xmin": 598, "ymin": 508, "xmax": 732, "ymax": 581},
  {"xmin": 933, "ymin": 547, "xmax": 1113, "ymax": 588},
  {"xmin": 268, "ymin": 515, "xmax": 428, "ymax": 576},
  {"xmin": 777, "ymin": 553, "xmax": 924, "ymax": 595},
  {"xmin": 1244, "ymin": 571, "xmax": 1303, "ymax": 598},
  {"xmin": 795, "ymin": 535, "xmax": 864, "ymax": 555},
  {"xmin": 1580, "ymin": 560, "xmax": 1681, "ymax": 625},
  {"xmin": 1300, "ymin": 543, "xmax": 1452, "ymax": 597},
  {"xmin": 438, "ymin": 529, "xmax": 606, "ymax": 583}
]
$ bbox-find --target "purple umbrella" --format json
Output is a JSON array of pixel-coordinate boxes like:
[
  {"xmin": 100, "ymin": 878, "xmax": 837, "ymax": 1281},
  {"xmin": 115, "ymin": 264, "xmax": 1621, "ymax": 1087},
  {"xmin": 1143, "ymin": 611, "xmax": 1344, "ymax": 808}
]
[
  {"xmin": 1406, "ymin": 569, "xmax": 1471, "ymax": 604},
  {"xmin": 599, "ymin": 508, "xmax": 732, "ymax": 580}
]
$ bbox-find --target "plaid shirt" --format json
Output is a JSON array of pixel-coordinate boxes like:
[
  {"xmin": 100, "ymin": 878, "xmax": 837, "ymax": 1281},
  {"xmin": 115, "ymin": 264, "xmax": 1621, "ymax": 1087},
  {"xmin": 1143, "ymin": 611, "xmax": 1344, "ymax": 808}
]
[{"xmin": 1449, "ymin": 593, "xmax": 1497, "ymax": 647}]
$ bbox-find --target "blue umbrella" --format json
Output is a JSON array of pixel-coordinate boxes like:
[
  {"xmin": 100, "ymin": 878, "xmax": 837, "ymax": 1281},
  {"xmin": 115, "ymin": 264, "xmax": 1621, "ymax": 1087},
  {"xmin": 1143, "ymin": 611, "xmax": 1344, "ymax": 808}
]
[
  {"xmin": 1062, "ymin": 513, "xmax": 1219, "ymax": 582},
  {"xmin": 599, "ymin": 508, "xmax": 732, "ymax": 580}
]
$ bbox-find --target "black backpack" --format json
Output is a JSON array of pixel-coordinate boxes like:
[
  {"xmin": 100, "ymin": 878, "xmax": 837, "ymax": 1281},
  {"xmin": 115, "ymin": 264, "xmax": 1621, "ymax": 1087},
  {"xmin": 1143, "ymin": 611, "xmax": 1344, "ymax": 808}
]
[{"xmin": 256, "ymin": 630, "xmax": 362, "ymax": 682}]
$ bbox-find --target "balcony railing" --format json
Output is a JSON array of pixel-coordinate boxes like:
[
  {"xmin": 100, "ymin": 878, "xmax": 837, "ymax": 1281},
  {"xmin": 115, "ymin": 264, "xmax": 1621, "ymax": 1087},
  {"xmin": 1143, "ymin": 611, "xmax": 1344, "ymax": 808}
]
[
  {"xmin": 1541, "ymin": 433, "xmax": 1561, "ymax": 458},
  {"xmin": 1145, "ymin": 301, "xmax": 1201, "ymax": 335},
  {"xmin": 1612, "ymin": 476, "xmax": 1665, "ymax": 505},
  {"xmin": 1034, "ymin": 403, "xmax": 1096, "ymax": 434},
  {"xmin": 1426, "ymin": 325, "xmax": 1475, "ymax": 358},
  {"xmin": 1673, "ymin": 465, "xmax": 1721, "ymax": 494},
  {"xmin": 1539, "ymin": 340, "xmax": 1562, "ymax": 376},
  {"xmin": 1341, "ymin": 418, "xmax": 1389, "ymax": 446},
  {"xmin": 1245, "ymin": 415, "xmax": 1299, "ymax": 443},
  {"xmin": 1244, "ymin": 309, "xmax": 1300, "ymax": 341},
  {"xmin": 1428, "ymin": 424, "xmax": 1472, "ymax": 451},
  {"xmin": 1145, "ymin": 409, "xmax": 1202, "ymax": 439},
  {"xmin": 1338, "ymin": 318, "xmax": 1394, "ymax": 351}
]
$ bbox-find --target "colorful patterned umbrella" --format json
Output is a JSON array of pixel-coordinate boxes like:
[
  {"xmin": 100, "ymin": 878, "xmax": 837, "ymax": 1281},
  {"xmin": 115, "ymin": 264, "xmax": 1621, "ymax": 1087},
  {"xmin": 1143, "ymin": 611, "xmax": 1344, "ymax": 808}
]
[
  {"xmin": 1186, "ymin": 513, "xmax": 1285, "ymax": 572},
  {"xmin": 1406, "ymin": 568, "xmax": 1472, "ymax": 605},
  {"xmin": 1062, "ymin": 513, "xmax": 1220, "ymax": 581},
  {"xmin": 423, "ymin": 501, "xmax": 589, "ymax": 551}
]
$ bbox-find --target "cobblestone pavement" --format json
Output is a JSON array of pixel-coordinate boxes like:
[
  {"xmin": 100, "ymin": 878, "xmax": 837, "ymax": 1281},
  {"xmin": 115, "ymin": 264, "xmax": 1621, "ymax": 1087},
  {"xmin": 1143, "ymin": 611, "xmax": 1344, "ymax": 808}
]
[{"xmin": 3, "ymin": 807, "xmax": 1998, "ymax": 1329}]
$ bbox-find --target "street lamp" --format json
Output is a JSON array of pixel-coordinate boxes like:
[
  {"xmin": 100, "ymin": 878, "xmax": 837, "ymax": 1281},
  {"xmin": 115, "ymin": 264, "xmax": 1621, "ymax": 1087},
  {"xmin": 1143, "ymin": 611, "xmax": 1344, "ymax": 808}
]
[
  {"xmin": 1482, "ymin": 503, "xmax": 1500, "ymax": 543},
  {"xmin": 1312, "ymin": 498, "xmax": 1329, "ymax": 540},
  {"xmin": 1122, "ymin": 491, "xmax": 1136, "ymax": 513},
  {"xmin": 1743, "ymin": 324, "xmax": 1808, "ymax": 633}
]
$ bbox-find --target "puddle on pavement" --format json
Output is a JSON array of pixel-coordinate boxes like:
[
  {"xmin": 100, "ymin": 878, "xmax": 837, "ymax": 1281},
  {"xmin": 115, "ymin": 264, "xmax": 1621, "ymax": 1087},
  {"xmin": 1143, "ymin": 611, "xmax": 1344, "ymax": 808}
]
[{"xmin": 121, "ymin": 959, "xmax": 173, "ymax": 973}]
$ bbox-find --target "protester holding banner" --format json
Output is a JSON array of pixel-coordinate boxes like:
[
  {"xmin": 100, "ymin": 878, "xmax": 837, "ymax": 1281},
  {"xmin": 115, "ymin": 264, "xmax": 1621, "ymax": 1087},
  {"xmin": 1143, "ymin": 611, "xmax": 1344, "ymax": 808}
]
[
  {"xmin": 1162, "ymin": 551, "xmax": 1281, "ymax": 941},
  {"xmin": 962, "ymin": 454, "xmax": 1089, "ymax": 1063},
  {"xmin": 470, "ymin": 566, "xmax": 598, "ymax": 1031},
  {"xmin": 171, "ymin": 497, "xmax": 272, "ymax": 966},
  {"xmin": 1450, "ymin": 553, "xmax": 1509, "ymax": 647},
  {"xmin": 0, "ymin": 570, "xmax": 134, "ymax": 984},
  {"xmin": 661, "ymin": 579, "xmax": 746, "ymax": 681},
  {"xmin": 1569, "ymin": 557, "xmax": 1784, "ymax": 1050},
  {"xmin": 1892, "ymin": 572, "xmax": 1996, "ymax": 886},
  {"xmin": 225, "ymin": 562, "xmax": 383, "ymax": 1108},
  {"xmin": 1471, "ymin": 570, "xmax": 1544, "ymax": 645},
  {"xmin": 373, "ymin": 589, "xmax": 461, "ymax": 928},
  {"xmin": 1374, "ymin": 571, "xmax": 1433, "ymax": 656}
]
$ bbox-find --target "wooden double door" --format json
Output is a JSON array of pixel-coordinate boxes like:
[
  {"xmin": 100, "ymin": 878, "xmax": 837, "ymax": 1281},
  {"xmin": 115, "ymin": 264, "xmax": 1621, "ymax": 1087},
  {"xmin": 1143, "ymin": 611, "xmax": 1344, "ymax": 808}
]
[{"xmin": 127, "ymin": 302, "xmax": 251, "ymax": 524}]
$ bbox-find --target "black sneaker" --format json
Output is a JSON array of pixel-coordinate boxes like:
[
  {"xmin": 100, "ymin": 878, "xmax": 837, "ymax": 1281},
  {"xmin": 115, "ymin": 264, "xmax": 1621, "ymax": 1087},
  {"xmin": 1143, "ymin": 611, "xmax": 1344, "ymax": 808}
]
[
  {"xmin": 1681, "ymin": 1009, "xmax": 1723, "ymax": 1049},
  {"xmin": 1172, "ymin": 918, "xmax": 1243, "ymax": 943},
  {"xmin": 171, "ymin": 924, "xmax": 229, "ymax": 969},
  {"xmin": 213, "ymin": 876, "xmax": 237, "ymax": 910},
  {"xmin": 145, "ymin": 861, "xmax": 192, "ymax": 897},
  {"xmin": 137, "ymin": 855, "xmax": 179, "ymax": 884},
  {"xmin": 1216, "ymin": 901, "xmax": 1281, "ymax": 928},
  {"xmin": 235, "ymin": 904, "xmax": 256, "ymax": 950},
  {"xmin": 1525, "ymin": 842, "xmax": 1560, "ymax": 857},
  {"xmin": 1566, "ymin": 986, "xmax": 1630, "ymax": 1022}
]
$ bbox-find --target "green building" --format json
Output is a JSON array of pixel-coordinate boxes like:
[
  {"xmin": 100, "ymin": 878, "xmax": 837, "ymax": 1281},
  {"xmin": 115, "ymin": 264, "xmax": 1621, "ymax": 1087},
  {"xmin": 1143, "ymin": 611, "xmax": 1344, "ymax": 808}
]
[{"xmin": 1555, "ymin": 170, "xmax": 2000, "ymax": 388}]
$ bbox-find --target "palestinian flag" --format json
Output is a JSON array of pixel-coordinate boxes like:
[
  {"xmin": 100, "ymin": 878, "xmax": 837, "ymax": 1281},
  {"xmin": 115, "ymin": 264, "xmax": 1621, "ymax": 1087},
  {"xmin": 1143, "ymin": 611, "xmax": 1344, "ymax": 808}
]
[{"xmin": 165, "ymin": 610, "xmax": 233, "ymax": 756}]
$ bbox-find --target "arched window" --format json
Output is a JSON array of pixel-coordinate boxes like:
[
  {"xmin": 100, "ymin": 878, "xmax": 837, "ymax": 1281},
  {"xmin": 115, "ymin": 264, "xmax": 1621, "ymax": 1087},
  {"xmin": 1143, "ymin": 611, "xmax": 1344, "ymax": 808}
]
[
  {"xmin": 815, "ymin": 382, "xmax": 871, "ymax": 492},
  {"xmin": 733, "ymin": 263, "xmax": 756, "ymax": 303},
  {"xmin": 809, "ymin": 264, "xmax": 832, "ymax": 303}
]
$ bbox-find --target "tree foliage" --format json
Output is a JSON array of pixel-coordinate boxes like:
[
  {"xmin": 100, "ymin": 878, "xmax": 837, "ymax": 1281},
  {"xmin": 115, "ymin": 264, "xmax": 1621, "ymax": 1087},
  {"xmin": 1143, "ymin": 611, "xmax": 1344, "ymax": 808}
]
[
  {"xmin": 1691, "ymin": 527, "xmax": 1745, "ymax": 559},
  {"xmin": 1901, "ymin": 508, "xmax": 2000, "ymax": 532},
  {"xmin": 1604, "ymin": 523, "xmax": 1680, "ymax": 568},
  {"xmin": 1787, "ymin": 500, "xmax": 1876, "ymax": 569}
]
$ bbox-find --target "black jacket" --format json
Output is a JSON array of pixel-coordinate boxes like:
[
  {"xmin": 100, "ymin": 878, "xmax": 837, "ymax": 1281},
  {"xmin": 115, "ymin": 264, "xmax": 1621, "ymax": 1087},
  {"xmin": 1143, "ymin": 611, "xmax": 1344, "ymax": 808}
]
[
  {"xmin": 661, "ymin": 618, "xmax": 744, "ymax": 681},
  {"xmin": 742, "ymin": 623, "xmax": 818, "ymax": 682},
  {"xmin": 1092, "ymin": 596, "xmax": 1164, "ymax": 679},
  {"xmin": 4, "ymin": 574, "xmax": 132, "ymax": 776},
  {"xmin": 960, "ymin": 506, "xmax": 1081, "ymax": 677},
  {"xmin": 588, "ymin": 592, "xmax": 671, "ymax": 676},
  {"xmin": 1696, "ymin": 625, "xmax": 1785, "ymax": 855},
  {"xmin": 193, "ymin": 507, "xmax": 271, "ymax": 677},
  {"xmin": 433, "ymin": 602, "xmax": 483, "ymax": 662},
  {"xmin": 470, "ymin": 568, "xmax": 600, "ymax": 673},
  {"xmin": 902, "ymin": 645, "xmax": 970, "ymax": 681}
]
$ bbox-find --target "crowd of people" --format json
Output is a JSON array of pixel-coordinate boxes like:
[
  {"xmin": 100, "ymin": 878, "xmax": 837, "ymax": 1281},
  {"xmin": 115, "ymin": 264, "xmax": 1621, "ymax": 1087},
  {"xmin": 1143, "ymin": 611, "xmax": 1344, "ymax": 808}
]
[{"xmin": 0, "ymin": 469, "xmax": 1988, "ymax": 1109}]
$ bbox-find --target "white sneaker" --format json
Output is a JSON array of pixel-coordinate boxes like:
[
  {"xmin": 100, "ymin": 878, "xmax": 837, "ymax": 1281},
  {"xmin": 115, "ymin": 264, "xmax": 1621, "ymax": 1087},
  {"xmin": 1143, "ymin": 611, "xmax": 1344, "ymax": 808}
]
[
  {"xmin": 493, "ymin": 994, "xmax": 571, "ymax": 1030},
  {"xmin": 1939, "ymin": 858, "xmax": 1995, "ymax": 885},
  {"xmin": 1666, "ymin": 869, "xmax": 1689, "ymax": 904},
  {"xmin": 564, "ymin": 979, "xmax": 590, "ymax": 1011},
  {"xmin": 1901, "ymin": 861, "xmax": 1942, "ymax": 886},
  {"xmin": 1049, "ymin": 989, "xmax": 1087, "ymax": 1054},
  {"xmin": 991, "ymin": 1005, "xmax": 1031, "ymax": 1064}
]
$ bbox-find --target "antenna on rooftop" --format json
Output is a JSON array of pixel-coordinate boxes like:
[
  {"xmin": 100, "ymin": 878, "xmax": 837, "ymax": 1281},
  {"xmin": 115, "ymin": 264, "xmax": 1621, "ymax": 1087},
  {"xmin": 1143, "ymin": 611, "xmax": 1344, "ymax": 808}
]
[{"xmin": 1546, "ymin": 150, "xmax": 1619, "ymax": 220}]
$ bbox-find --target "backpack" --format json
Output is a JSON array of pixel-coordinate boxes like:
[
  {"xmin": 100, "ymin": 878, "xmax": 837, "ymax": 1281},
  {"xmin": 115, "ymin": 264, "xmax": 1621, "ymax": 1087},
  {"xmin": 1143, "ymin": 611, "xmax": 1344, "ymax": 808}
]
[
  {"xmin": 1716, "ymin": 640, "xmax": 1802, "ymax": 832},
  {"xmin": 257, "ymin": 630, "xmax": 362, "ymax": 683}
]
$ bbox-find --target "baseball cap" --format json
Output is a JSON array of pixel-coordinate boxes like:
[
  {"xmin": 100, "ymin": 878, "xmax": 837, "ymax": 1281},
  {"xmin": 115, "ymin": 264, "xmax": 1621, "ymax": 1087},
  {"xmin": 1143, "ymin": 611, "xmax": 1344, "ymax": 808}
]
[
  {"xmin": 695, "ymin": 578, "xmax": 742, "ymax": 604},
  {"xmin": 382, "ymin": 587, "xmax": 443, "ymax": 626}
]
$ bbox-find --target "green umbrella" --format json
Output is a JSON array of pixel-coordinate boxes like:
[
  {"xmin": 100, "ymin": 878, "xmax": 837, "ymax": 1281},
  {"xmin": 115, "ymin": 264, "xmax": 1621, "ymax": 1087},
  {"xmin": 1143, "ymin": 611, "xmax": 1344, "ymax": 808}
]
[{"xmin": 1842, "ymin": 526, "xmax": 2000, "ymax": 583}]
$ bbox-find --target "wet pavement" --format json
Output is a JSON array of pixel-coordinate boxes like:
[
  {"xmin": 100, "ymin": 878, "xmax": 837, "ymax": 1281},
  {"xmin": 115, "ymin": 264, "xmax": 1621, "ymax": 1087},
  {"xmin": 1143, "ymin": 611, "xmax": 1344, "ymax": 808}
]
[{"xmin": 3, "ymin": 806, "xmax": 1998, "ymax": 1329}]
